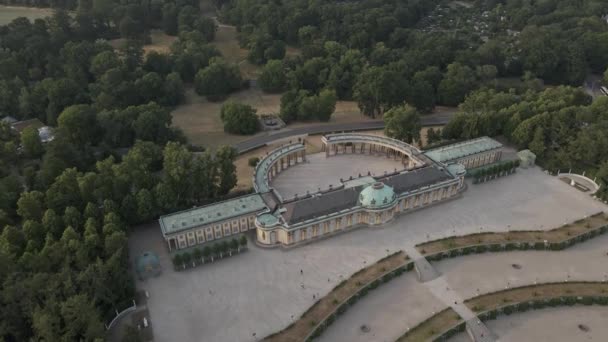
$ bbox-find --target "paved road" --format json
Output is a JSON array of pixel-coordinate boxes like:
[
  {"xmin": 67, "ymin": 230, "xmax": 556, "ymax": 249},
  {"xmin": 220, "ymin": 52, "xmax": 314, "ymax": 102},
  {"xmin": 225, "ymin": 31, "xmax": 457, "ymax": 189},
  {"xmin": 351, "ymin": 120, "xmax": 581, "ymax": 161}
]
[{"xmin": 234, "ymin": 111, "xmax": 455, "ymax": 153}]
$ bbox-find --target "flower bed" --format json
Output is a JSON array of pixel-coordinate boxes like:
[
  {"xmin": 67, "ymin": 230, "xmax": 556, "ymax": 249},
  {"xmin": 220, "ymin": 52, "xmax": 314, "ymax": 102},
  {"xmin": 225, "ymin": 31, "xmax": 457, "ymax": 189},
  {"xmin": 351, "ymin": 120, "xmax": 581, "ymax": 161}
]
[
  {"xmin": 395, "ymin": 308, "xmax": 463, "ymax": 342},
  {"xmin": 418, "ymin": 212, "xmax": 607, "ymax": 259}
]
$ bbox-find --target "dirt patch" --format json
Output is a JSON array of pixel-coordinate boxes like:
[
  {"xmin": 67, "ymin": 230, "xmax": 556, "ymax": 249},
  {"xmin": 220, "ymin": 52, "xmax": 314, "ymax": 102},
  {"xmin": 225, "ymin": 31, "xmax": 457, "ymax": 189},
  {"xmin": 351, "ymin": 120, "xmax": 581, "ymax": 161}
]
[
  {"xmin": 287, "ymin": 102, "xmax": 376, "ymax": 128},
  {"xmin": 396, "ymin": 308, "xmax": 462, "ymax": 342},
  {"xmin": 109, "ymin": 30, "xmax": 177, "ymax": 55},
  {"xmin": 143, "ymin": 30, "xmax": 177, "ymax": 54},
  {"xmin": 264, "ymin": 252, "xmax": 409, "ymax": 342},
  {"xmin": 171, "ymin": 88, "xmax": 374, "ymax": 148},
  {"xmin": 417, "ymin": 213, "xmax": 608, "ymax": 255},
  {"xmin": 171, "ymin": 87, "xmax": 270, "ymax": 147},
  {"xmin": 0, "ymin": 5, "xmax": 54, "ymax": 25}
]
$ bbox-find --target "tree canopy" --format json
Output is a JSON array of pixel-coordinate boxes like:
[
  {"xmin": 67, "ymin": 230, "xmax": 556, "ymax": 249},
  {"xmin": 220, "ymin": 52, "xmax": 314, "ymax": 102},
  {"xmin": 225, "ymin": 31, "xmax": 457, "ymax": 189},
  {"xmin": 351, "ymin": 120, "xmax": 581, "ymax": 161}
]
[
  {"xmin": 220, "ymin": 102, "xmax": 260, "ymax": 135},
  {"xmin": 383, "ymin": 105, "xmax": 421, "ymax": 144}
]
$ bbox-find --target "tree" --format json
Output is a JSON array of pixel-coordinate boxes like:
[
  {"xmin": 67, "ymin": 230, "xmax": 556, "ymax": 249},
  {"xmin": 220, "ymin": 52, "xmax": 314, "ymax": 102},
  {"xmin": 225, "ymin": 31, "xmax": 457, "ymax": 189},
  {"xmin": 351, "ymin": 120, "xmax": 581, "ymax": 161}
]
[
  {"xmin": 426, "ymin": 128, "xmax": 442, "ymax": 145},
  {"xmin": 193, "ymin": 247, "xmax": 202, "ymax": 264},
  {"xmin": 17, "ymin": 191, "xmax": 45, "ymax": 221},
  {"xmin": 220, "ymin": 102, "xmax": 259, "ymax": 135},
  {"xmin": 354, "ymin": 66, "xmax": 404, "ymax": 118},
  {"xmin": 181, "ymin": 252, "xmax": 191, "ymax": 269},
  {"xmin": 279, "ymin": 89, "xmax": 309, "ymax": 123},
  {"xmin": 221, "ymin": 241, "xmax": 230, "ymax": 257},
  {"xmin": 239, "ymin": 235, "xmax": 247, "ymax": 250},
  {"xmin": 529, "ymin": 126, "xmax": 546, "ymax": 158},
  {"xmin": 264, "ymin": 40, "xmax": 286, "ymax": 61},
  {"xmin": 248, "ymin": 157, "xmax": 259, "ymax": 167},
  {"xmin": 136, "ymin": 188, "xmax": 155, "ymax": 222},
  {"xmin": 407, "ymin": 79, "xmax": 435, "ymax": 113},
  {"xmin": 297, "ymin": 89, "xmax": 337, "ymax": 122},
  {"xmin": 64, "ymin": 206, "xmax": 82, "ymax": 231},
  {"xmin": 216, "ymin": 146, "xmax": 237, "ymax": 195},
  {"xmin": 230, "ymin": 238, "xmax": 239, "ymax": 253},
  {"xmin": 90, "ymin": 50, "xmax": 120, "ymax": 78},
  {"xmin": 438, "ymin": 63, "xmax": 478, "ymax": 106},
  {"xmin": 21, "ymin": 127, "xmax": 44, "ymax": 158},
  {"xmin": 258, "ymin": 60, "xmax": 286, "ymax": 93},
  {"xmin": 57, "ymin": 105, "xmax": 98, "ymax": 146},
  {"xmin": 59, "ymin": 295, "xmax": 105, "ymax": 341},
  {"xmin": 212, "ymin": 243, "xmax": 221, "ymax": 259},
  {"xmin": 132, "ymin": 102, "xmax": 173, "ymax": 144},
  {"xmin": 383, "ymin": 105, "xmax": 421, "ymax": 144},
  {"xmin": 194, "ymin": 58, "xmax": 242, "ymax": 101},
  {"xmin": 163, "ymin": 72, "xmax": 184, "ymax": 106},
  {"xmin": 42, "ymin": 209, "xmax": 63, "ymax": 238},
  {"xmin": 162, "ymin": 3, "xmax": 179, "ymax": 35},
  {"xmin": 119, "ymin": 16, "xmax": 139, "ymax": 39},
  {"xmin": 203, "ymin": 245, "xmax": 211, "ymax": 262},
  {"xmin": 173, "ymin": 253, "xmax": 182, "ymax": 268}
]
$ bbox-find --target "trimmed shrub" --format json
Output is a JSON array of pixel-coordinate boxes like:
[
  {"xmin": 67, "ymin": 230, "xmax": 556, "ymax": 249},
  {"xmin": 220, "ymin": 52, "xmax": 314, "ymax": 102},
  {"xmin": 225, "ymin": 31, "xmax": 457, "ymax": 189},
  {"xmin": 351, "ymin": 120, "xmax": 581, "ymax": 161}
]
[{"xmin": 248, "ymin": 157, "xmax": 260, "ymax": 167}]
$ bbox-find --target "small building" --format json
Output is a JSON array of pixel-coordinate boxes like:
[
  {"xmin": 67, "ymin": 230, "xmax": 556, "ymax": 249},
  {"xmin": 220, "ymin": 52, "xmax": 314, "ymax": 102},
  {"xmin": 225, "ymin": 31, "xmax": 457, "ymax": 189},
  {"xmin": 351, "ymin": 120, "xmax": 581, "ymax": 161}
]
[
  {"xmin": 517, "ymin": 149, "xmax": 536, "ymax": 169},
  {"xmin": 1, "ymin": 116, "xmax": 18, "ymax": 125},
  {"xmin": 10, "ymin": 118, "xmax": 55, "ymax": 143},
  {"xmin": 135, "ymin": 251, "xmax": 161, "ymax": 280},
  {"xmin": 37, "ymin": 126, "xmax": 55, "ymax": 143},
  {"xmin": 11, "ymin": 118, "xmax": 45, "ymax": 133},
  {"xmin": 423, "ymin": 137, "xmax": 503, "ymax": 169}
]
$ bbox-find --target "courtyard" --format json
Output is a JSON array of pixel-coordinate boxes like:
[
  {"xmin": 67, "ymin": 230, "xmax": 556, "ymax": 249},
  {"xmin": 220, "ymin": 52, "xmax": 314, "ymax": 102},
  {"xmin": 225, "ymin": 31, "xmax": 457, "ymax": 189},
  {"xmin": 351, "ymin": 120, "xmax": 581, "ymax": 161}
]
[
  {"xmin": 271, "ymin": 152, "xmax": 404, "ymax": 199},
  {"xmin": 128, "ymin": 167, "xmax": 606, "ymax": 342}
]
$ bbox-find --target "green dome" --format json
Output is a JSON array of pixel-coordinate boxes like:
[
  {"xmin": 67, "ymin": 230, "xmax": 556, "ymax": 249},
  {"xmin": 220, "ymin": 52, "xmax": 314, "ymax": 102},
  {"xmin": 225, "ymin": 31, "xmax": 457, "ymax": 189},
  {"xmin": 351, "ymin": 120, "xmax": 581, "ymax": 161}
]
[{"xmin": 359, "ymin": 182, "xmax": 396, "ymax": 209}]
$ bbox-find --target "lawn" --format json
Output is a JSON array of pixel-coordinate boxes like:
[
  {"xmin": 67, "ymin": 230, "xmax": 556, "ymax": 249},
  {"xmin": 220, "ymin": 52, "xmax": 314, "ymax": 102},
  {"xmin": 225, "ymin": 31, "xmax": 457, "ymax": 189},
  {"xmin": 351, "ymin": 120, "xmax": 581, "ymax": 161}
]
[
  {"xmin": 396, "ymin": 308, "xmax": 462, "ymax": 342},
  {"xmin": 466, "ymin": 282, "xmax": 608, "ymax": 313},
  {"xmin": 171, "ymin": 87, "xmax": 374, "ymax": 149},
  {"xmin": 0, "ymin": 5, "xmax": 54, "ymax": 25}
]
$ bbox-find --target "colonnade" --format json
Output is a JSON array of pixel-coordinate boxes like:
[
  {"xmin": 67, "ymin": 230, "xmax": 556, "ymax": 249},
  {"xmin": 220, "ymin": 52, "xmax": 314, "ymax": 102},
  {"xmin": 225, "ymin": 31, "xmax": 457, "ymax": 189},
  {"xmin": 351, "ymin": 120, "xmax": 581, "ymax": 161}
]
[
  {"xmin": 266, "ymin": 149, "xmax": 307, "ymax": 182},
  {"xmin": 323, "ymin": 142, "xmax": 417, "ymax": 168}
]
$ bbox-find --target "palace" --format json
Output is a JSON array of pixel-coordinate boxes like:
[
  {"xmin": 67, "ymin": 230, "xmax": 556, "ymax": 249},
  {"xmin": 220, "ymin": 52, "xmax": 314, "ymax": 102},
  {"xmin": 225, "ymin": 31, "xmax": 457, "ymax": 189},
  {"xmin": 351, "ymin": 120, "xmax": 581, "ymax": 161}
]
[{"xmin": 159, "ymin": 134, "xmax": 504, "ymax": 250}]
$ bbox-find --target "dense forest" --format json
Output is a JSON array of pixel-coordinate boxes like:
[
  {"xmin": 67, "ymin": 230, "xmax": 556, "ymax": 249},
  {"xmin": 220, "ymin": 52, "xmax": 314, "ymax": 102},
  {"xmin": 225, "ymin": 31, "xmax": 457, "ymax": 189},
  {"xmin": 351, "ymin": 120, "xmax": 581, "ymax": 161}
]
[
  {"xmin": 215, "ymin": 0, "xmax": 608, "ymax": 119},
  {"xmin": 0, "ymin": 1, "xmax": 246, "ymax": 341}
]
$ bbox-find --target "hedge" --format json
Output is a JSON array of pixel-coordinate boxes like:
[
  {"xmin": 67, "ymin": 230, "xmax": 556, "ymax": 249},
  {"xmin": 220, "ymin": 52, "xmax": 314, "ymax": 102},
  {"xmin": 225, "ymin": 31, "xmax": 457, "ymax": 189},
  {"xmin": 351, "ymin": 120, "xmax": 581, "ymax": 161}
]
[
  {"xmin": 422, "ymin": 223, "xmax": 608, "ymax": 263},
  {"xmin": 305, "ymin": 261, "xmax": 415, "ymax": 341},
  {"xmin": 414, "ymin": 284, "xmax": 608, "ymax": 341}
]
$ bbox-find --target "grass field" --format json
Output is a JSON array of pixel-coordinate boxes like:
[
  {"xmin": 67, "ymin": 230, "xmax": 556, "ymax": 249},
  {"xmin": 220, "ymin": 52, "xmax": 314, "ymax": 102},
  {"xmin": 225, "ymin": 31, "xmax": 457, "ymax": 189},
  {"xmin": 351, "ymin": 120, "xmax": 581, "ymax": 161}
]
[
  {"xmin": 109, "ymin": 29, "xmax": 177, "ymax": 55},
  {"xmin": 171, "ymin": 86, "xmax": 375, "ymax": 147},
  {"xmin": 0, "ymin": 5, "xmax": 53, "ymax": 25},
  {"xmin": 211, "ymin": 23, "xmax": 264, "ymax": 79}
]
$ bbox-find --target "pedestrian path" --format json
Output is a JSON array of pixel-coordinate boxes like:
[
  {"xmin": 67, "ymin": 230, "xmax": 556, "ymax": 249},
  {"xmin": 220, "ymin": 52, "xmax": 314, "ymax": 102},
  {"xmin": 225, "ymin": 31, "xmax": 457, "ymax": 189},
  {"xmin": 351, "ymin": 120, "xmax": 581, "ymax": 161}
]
[{"xmin": 405, "ymin": 244, "xmax": 498, "ymax": 341}]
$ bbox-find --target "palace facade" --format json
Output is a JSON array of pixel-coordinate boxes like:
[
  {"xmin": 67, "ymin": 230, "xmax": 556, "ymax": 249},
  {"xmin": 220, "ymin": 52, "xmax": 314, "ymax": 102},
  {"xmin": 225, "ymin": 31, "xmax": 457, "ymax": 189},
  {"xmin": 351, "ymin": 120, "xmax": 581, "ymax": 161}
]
[{"xmin": 159, "ymin": 134, "xmax": 504, "ymax": 250}]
